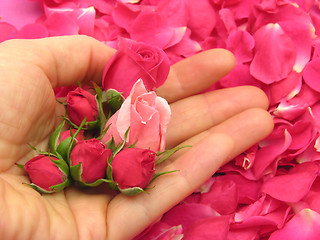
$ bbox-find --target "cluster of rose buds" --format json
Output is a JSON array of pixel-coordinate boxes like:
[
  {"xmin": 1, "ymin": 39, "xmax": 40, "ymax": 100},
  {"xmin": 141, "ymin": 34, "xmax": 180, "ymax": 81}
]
[{"xmin": 20, "ymin": 80, "xmax": 185, "ymax": 195}]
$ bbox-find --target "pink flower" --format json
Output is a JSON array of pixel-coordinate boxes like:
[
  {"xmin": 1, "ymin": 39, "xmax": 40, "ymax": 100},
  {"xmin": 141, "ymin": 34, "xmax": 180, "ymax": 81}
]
[
  {"xmin": 70, "ymin": 139, "xmax": 112, "ymax": 183},
  {"xmin": 102, "ymin": 79, "xmax": 170, "ymax": 152},
  {"xmin": 24, "ymin": 155, "xmax": 68, "ymax": 192},
  {"xmin": 111, "ymin": 148, "xmax": 156, "ymax": 190},
  {"xmin": 102, "ymin": 38, "xmax": 170, "ymax": 97},
  {"xmin": 66, "ymin": 87, "xmax": 99, "ymax": 126}
]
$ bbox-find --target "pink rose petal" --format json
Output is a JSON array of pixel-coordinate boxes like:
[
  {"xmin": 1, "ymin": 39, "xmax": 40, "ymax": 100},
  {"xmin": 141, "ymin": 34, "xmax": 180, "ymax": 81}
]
[
  {"xmin": 161, "ymin": 203, "xmax": 220, "ymax": 229},
  {"xmin": 250, "ymin": 23, "xmax": 296, "ymax": 84},
  {"xmin": 303, "ymin": 58, "xmax": 320, "ymax": 93},
  {"xmin": 199, "ymin": 177, "xmax": 238, "ymax": 215},
  {"xmin": 269, "ymin": 208, "xmax": 320, "ymax": 240},
  {"xmin": 227, "ymin": 30, "xmax": 255, "ymax": 64},
  {"xmin": 182, "ymin": 216, "xmax": 230, "ymax": 240},
  {"xmin": 261, "ymin": 162, "xmax": 320, "ymax": 202}
]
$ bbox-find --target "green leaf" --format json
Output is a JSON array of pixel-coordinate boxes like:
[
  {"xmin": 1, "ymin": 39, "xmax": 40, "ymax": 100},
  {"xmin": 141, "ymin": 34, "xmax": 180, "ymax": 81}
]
[
  {"xmin": 49, "ymin": 120, "xmax": 66, "ymax": 154},
  {"xmin": 156, "ymin": 145, "xmax": 192, "ymax": 165}
]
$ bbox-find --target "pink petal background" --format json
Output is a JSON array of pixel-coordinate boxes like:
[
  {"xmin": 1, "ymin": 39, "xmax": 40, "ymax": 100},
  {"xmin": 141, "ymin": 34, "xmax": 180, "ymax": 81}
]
[{"xmin": 3, "ymin": 0, "xmax": 320, "ymax": 239}]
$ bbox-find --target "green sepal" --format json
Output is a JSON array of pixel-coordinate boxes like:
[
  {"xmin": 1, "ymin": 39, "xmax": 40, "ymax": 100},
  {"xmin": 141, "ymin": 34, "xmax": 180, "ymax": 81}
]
[
  {"xmin": 25, "ymin": 183, "xmax": 54, "ymax": 194},
  {"xmin": 77, "ymin": 178, "xmax": 113, "ymax": 188},
  {"xmin": 15, "ymin": 163, "xmax": 25, "ymax": 169},
  {"xmin": 49, "ymin": 120, "xmax": 66, "ymax": 154},
  {"xmin": 49, "ymin": 155, "xmax": 70, "ymax": 177},
  {"xmin": 70, "ymin": 162, "xmax": 82, "ymax": 182},
  {"xmin": 156, "ymin": 145, "xmax": 192, "ymax": 165},
  {"xmin": 105, "ymin": 136, "xmax": 117, "ymax": 152},
  {"xmin": 108, "ymin": 182, "xmax": 119, "ymax": 191},
  {"xmin": 119, "ymin": 186, "xmax": 147, "ymax": 196},
  {"xmin": 151, "ymin": 170, "xmax": 179, "ymax": 182},
  {"xmin": 50, "ymin": 177, "xmax": 72, "ymax": 192},
  {"xmin": 28, "ymin": 144, "xmax": 58, "ymax": 157},
  {"xmin": 112, "ymin": 127, "xmax": 130, "ymax": 158},
  {"xmin": 56, "ymin": 136, "xmax": 75, "ymax": 162},
  {"xmin": 102, "ymin": 89, "xmax": 124, "ymax": 114},
  {"xmin": 25, "ymin": 177, "xmax": 71, "ymax": 194},
  {"xmin": 93, "ymin": 83, "xmax": 108, "ymax": 136},
  {"xmin": 70, "ymin": 162, "xmax": 112, "ymax": 188},
  {"xmin": 106, "ymin": 158, "xmax": 114, "ymax": 180},
  {"xmin": 56, "ymin": 118, "xmax": 87, "ymax": 163}
]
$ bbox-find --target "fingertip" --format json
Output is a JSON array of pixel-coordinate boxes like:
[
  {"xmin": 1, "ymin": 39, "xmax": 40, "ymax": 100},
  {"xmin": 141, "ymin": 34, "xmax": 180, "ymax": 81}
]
[
  {"xmin": 203, "ymin": 48, "xmax": 236, "ymax": 76},
  {"xmin": 240, "ymin": 85, "xmax": 270, "ymax": 110}
]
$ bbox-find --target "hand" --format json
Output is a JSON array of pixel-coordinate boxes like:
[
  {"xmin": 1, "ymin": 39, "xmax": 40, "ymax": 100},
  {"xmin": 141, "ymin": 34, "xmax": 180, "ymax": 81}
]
[{"xmin": 0, "ymin": 35, "xmax": 273, "ymax": 240}]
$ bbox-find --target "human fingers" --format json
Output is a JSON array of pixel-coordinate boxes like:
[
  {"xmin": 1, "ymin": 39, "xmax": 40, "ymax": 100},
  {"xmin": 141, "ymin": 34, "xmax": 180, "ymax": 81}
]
[
  {"xmin": 0, "ymin": 35, "xmax": 115, "ymax": 88},
  {"xmin": 106, "ymin": 109, "xmax": 274, "ymax": 240},
  {"xmin": 156, "ymin": 48, "xmax": 236, "ymax": 103},
  {"xmin": 166, "ymin": 86, "xmax": 269, "ymax": 148}
]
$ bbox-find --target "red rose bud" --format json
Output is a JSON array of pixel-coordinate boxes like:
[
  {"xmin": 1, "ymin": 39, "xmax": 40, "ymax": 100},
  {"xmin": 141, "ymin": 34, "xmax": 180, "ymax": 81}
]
[
  {"xmin": 111, "ymin": 148, "xmax": 156, "ymax": 190},
  {"xmin": 70, "ymin": 139, "xmax": 112, "ymax": 184},
  {"xmin": 24, "ymin": 155, "xmax": 70, "ymax": 193},
  {"xmin": 66, "ymin": 87, "xmax": 99, "ymax": 126}
]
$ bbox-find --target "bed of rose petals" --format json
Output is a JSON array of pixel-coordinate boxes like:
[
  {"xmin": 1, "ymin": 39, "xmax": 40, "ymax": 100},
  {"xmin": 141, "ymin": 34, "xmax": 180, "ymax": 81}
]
[{"xmin": 3, "ymin": 0, "xmax": 320, "ymax": 239}]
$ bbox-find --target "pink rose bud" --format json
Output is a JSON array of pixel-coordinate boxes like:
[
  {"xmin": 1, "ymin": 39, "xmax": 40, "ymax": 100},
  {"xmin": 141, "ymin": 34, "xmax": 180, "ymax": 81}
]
[
  {"xmin": 66, "ymin": 87, "xmax": 99, "ymax": 126},
  {"xmin": 111, "ymin": 148, "xmax": 156, "ymax": 190},
  {"xmin": 102, "ymin": 79, "xmax": 171, "ymax": 152},
  {"xmin": 70, "ymin": 139, "xmax": 112, "ymax": 184},
  {"xmin": 24, "ymin": 155, "xmax": 69, "ymax": 192},
  {"xmin": 102, "ymin": 38, "xmax": 170, "ymax": 97}
]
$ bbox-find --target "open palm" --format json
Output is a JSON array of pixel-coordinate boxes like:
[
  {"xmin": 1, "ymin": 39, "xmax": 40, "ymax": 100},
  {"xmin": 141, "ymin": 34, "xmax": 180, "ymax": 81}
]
[{"xmin": 0, "ymin": 36, "xmax": 273, "ymax": 240}]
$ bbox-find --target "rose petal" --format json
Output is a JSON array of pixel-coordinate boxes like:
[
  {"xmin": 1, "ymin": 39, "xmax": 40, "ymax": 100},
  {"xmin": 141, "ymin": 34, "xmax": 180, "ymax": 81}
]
[
  {"xmin": 250, "ymin": 23, "xmax": 296, "ymax": 84},
  {"xmin": 269, "ymin": 208, "xmax": 320, "ymax": 240},
  {"xmin": 199, "ymin": 177, "xmax": 238, "ymax": 215},
  {"xmin": 161, "ymin": 203, "xmax": 220, "ymax": 230},
  {"xmin": 182, "ymin": 216, "xmax": 230, "ymax": 240},
  {"xmin": 261, "ymin": 162, "xmax": 320, "ymax": 202}
]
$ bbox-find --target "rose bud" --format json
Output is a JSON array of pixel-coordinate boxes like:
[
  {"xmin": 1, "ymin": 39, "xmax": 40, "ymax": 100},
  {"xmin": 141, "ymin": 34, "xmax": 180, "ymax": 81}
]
[
  {"xmin": 102, "ymin": 38, "xmax": 170, "ymax": 97},
  {"xmin": 70, "ymin": 139, "xmax": 112, "ymax": 184},
  {"xmin": 111, "ymin": 148, "xmax": 156, "ymax": 190},
  {"xmin": 102, "ymin": 79, "xmax": 171, "ymax": 152},
  {"xmin": 24, "ymin": 155, "xmax": 70, "ymax": 193},
  {"xmin": 66, "ymin": 87, "xmax": 99, "ymax": 126}
]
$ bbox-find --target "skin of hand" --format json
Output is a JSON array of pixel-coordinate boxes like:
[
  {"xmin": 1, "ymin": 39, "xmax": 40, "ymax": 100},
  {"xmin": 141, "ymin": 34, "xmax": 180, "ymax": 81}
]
[{"xmin": 0, "ymin": 35, "xmax": 274, "ymax": 240}]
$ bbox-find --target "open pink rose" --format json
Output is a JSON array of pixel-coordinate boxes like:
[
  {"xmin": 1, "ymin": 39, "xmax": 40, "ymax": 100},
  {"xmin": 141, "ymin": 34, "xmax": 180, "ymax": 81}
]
[
  {"xmin": 70, "ymin": 139, "xmax": 112, "ymax": 183},
  {"xmin": 24, "ymin": 155, "xmax": 68, "ymax": 192},
  {"xmin": 102, "ymin": 38, "xmax": 170, "ymax": 97},
  {"xmin": 111, "ymin": 148, "xmax": 156, "ymax": 190},
  {"xmin": 102, "ymin": 79, "xmax": 171, "ymax": 152},
  {"xmin": 66, "ymin": 87, "xmax": 99, "ymax": 126}
]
